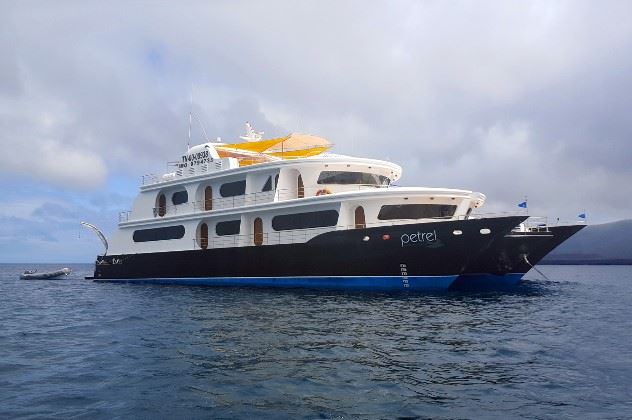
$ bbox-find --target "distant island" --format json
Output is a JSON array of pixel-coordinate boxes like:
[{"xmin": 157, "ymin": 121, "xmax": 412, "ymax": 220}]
[{"xmin": 540, "ymin": 219, "xmax": 632, "ymax": 265}]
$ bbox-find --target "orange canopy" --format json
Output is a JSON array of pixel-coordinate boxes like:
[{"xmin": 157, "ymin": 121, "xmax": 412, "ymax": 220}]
[{"xmin": 215, "ymin": 133, "xmax": 331, "ymax": 166}]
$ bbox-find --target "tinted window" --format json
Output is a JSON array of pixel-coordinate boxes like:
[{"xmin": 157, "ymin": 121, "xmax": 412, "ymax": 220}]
[
  {"xmin": 272, "ymin": 210, "xmax": 339, "ymax": 231},
  {"xmin": 216, "ymin": 220, "xmax": 241, "ymax": 236},
  {"xmin": 317, "ymin": 171, "xmax": 390, "ymax": 186},
  {"xmin": 172, "ymin": 190, "xmax": 188, "ymax": 205},
  {"xmin": 220, "ymin": 180, "xmax": 246, "ymax": 197},
  {"xmin": 378, "ymin": 204, "xmax": 457, "ymax": 220},
  {"xmin": 133, "ymin": 225, "xmax": 185, "ymax": 242},
  {"xmin": 262, "ymin": 176, "xmax": 272, "ymax": 192}
]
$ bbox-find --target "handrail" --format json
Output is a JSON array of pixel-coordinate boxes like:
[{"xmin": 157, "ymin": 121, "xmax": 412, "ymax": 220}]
[
  {"xmin": 118, "ymin": 211, "xmax": 132, "ymax": 223},
  {"xmin": 142, "ymin": 185, "xmax": 390, "ymax": 221},
  {"xmin": 140, "ymin": 160, "xmax": 227, "ymax": 186},
  {"xmin": 120, "ymin": 193, "xmax": 541, "ymax": 226},
  {"xmin": 192, "ymin": 227, "xmax": 335, "ymax": 249},
  {"xmin": 187, "ymin": 214, "xmax": 581, "ymax": 250},
  {"xmin": 187, "ymin": 214, "xmax": 529, "ymax": 250}
]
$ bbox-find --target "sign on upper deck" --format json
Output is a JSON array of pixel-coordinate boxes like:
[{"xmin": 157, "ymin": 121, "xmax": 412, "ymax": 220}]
[{"xmin": 178, "ymin": 149, "xmax": 213, "ymax": 168}]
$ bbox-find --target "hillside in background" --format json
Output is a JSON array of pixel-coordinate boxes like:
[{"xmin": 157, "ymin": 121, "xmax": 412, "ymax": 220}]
[{"xmin": 541, "ymin": 219, "xmax": 632, "ymax": 264}]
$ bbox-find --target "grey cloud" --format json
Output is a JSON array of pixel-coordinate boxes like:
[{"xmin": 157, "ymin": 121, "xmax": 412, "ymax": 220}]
[
  {"xmin": 1, "ymin": 1, "xmax": 631, "ymax": 223},
  {"xmin": 0, "ymin": 192, "xmax": 124, "ymax": 262}
]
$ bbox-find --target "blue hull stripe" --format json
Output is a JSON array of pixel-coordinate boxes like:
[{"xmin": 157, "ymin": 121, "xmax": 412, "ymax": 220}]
[
  {"xmin": 451, "ymin": 273, "xmax": 525, "ymax": 290},
  {"xmin": 94, "ymin": 275, "xmax": 458, "ymax": 291}
]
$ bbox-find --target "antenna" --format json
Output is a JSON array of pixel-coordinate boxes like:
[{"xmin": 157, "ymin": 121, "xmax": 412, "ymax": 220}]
[
  {"xmin": 187, "ymin": 87, "xmax": 193, "ymax": 151},
  {"xmin": 194, "ymin": 113, "xmax": 209, "ymax": 142}
]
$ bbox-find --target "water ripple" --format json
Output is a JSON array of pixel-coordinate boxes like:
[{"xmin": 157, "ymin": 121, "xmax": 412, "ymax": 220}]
[{"xmin": 1, "ymin": 264, "xmax": 631, "ymax": 419}]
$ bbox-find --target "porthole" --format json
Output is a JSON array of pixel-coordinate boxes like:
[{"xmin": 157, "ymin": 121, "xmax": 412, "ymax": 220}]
[
  {"xmin": 452, "ymin": 230, "xmax": 463, "ymax": 236},
  {"xmin": 480, "ymin": 228, "xmax": 491, "ymax": 235}
]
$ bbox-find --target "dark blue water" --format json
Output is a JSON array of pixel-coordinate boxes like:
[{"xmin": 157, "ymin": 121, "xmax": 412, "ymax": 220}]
[{"xmin": 1, "ymin": 264, "xmax": 631, "ymax": 419}]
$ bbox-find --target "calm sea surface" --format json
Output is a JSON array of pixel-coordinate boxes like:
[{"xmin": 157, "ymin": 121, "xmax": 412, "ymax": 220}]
[{"xmin": 1, "ymin": 264, "xmax": 631, "ymax": 419}]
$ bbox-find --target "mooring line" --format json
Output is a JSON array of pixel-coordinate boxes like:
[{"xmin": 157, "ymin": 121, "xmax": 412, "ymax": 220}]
[{"xmin": 522, "ymin": 254, "xmax": 551, "ymax": 281}]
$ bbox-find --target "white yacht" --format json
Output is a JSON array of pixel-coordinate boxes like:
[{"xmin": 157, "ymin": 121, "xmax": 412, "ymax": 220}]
[{"xmin": 88, "ymin": 124, "xmax": 526, "ymax": 291}]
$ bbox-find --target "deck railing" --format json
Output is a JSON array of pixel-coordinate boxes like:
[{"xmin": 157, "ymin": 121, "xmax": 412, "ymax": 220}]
[
  {"xmin": 141, "ymin": 161, "xmax": 230, "ymax": 186},
  {"xmin": 187, "ymin": 214, "xmax": 582, "ymax": 250},
  {"xmin": 121, "ymin": 185, "xmax": 389, "ymax": 222},
  {"xmin": 192, "ymin": 226, "xmax": 336, "ymax": 249},
  {"xmin": 118, "ymin": 211, "xmax": 132, "ymax": 223}
]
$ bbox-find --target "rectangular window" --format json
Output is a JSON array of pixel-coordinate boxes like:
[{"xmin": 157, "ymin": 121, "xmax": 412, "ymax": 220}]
[
  {"xmin": 378, "ymin": 204, "xmax": 457, "ymax": 220},
  {"xmin": 272, "ymin": 210, "xmax": 339, "ymax": 231},
  {"xmin": 220, "ymin": 180, "xmax": 246, "ymax": 197},
  {"xmin": 216, "ymin": 220, "xmax": 241, "ymax": 236},
  {"xmin": 317, "ymin": 171, "xmax": 390, "ymax": 186},
  {"xmin": 133, "ymin": 225, "xmax": 185, "ymax": 242}
]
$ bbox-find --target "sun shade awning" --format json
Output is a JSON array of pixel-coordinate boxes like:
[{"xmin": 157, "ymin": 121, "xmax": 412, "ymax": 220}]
[{"xmin": 215, "ymin": 133, "xmax": 331, "ymax": 166}]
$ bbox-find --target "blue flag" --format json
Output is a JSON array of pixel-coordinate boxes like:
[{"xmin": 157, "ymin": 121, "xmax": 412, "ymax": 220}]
[
  {"xmin": 518, "ymin": 201, "xmax": 527, "ymax": 208},
  {"xmin": 578, "ymin": 213, "xmax": 586, "ymax": 219}
]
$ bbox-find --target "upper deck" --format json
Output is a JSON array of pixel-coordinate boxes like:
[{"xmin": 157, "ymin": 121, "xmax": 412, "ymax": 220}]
[
  {"xmin": 106, "ymin": 125, "xmax": 489, "ymax": 256},
  {"xmin": 116, "ymin": 125, "xmax": 483, "ymax": 230},
  {"xmin": 139, "ymin": 153, "xmax": 401, "ymax": 190}
]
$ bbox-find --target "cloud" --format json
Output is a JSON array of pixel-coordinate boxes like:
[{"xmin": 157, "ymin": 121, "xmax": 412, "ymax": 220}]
[
  {"xmin": 1, "ymin": 1, "xmax": 631, "ymax": 261},
  {"xmin": 0, "ymin": 190, "xmax": 125, "ymax": 262}
]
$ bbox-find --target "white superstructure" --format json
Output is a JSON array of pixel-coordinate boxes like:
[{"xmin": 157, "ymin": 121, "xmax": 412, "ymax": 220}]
[{"xmin": 109, "ymin": 125, "xmax": 486, "ymax": 256}]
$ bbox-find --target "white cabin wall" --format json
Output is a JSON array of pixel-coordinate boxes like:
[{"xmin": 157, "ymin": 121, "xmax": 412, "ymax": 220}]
[
  {"xmin": 108, "ymin": 222, "xmax": 194, "ymax": 255},
  {"xmin": 246, "ymin": 172, "xmax": 267, "ymax": 195},
  {"xmin": 193, "ymin": 182, "xmax": 206, "ymax": 204},
  {"xmin": 245, "ymin": 171, "xmax": 277, "ymax": 205},
  {"xmin": 338, "ymin": 202, "xmax": 353, "ymax": 228},
  {"xmin": 108, "ymin": 228, "xmax": 132, "ymax": 254},
  {"xmin": 184, "ymin": 183, "xmax": 196, "ymax": 209},
  {"xmin": 129, "ymin": 192, "xmax": 156, "ymax": 220},
  {"xmin": 129, "ymin": 185, "xmax": 190, "ymax": 220},
  {"xmin": 277, "ymin": 168, "xmax": 299, "ymax": 200},
  {"xmin": 295, "ymin": 166, "xmax": 320, "ymax": 197},
  {"xmin": 454, "ymin": 198, "xmax": 473, "ymax": 218}
]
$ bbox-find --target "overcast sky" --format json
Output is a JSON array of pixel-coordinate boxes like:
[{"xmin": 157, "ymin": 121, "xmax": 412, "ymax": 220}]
[{"xmin": 1, "ymin": 1, "xmax": 631, "ymax": 262}]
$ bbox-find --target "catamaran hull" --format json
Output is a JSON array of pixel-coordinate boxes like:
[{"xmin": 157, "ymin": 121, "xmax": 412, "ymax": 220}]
[
  {"xmin": 92, "ymin": 216, "xmax": 526, "ymax": 292},
  {"xmin": 451, "ymin": 224, "xmax": 585, "ymax": 289}
]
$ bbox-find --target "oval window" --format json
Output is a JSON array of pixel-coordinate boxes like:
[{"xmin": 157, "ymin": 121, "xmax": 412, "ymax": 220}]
[
  {"xmin": 452, "ymin": 230, "xmax": 463, "ymax": 236},
  {"xmin": 172, "ymin": 190, "xmax": 188, "ymax": 205},
  {"xmin": 480, "ymin": 228, "xmax": 491, "ymax": 235}
]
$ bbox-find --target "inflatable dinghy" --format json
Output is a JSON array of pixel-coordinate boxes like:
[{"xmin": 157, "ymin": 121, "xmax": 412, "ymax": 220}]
[{"xmin": 20, "ymin": 268, "xmax": 72, "ymax": 280}]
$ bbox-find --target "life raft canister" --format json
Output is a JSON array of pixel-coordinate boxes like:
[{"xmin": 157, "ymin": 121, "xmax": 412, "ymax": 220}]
[{"xmin": 315, "ymin": 188, "xmax": 332, "ymax": 196}]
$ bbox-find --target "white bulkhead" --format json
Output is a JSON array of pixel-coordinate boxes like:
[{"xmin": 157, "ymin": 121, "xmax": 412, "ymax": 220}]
[{"xmin": 108, "ymin": 137, "xmax": 486, "ymax": 256}]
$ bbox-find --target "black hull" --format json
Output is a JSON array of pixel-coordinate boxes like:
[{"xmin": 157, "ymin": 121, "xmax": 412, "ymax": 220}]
[
  {"xmin": 452, "ymin": 224, "xmax": 586, "ymax": 289},
  {"xmin": 92, "ymin": 216, "xmax": 526, "ymax": 291}
]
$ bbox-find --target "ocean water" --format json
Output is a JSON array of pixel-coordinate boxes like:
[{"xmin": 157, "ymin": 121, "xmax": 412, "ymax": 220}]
[{"xmin": 1, "ymin": 264, "xmax": 631, "ymax": 419}]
